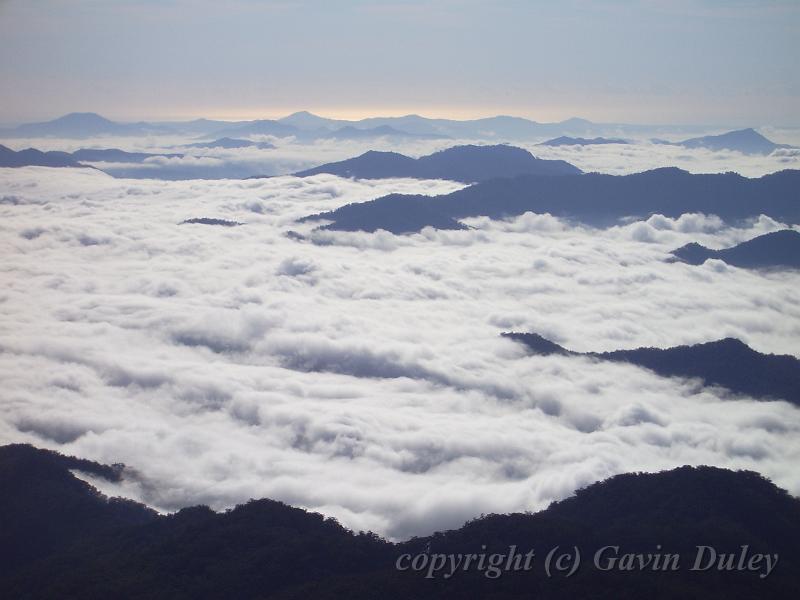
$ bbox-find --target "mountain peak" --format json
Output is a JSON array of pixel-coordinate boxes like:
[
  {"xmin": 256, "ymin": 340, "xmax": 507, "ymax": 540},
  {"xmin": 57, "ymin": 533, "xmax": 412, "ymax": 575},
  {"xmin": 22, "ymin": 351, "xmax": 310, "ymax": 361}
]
[{"xmin": 54, "ymin": 112, "xmax": 114, "ymax": 124}]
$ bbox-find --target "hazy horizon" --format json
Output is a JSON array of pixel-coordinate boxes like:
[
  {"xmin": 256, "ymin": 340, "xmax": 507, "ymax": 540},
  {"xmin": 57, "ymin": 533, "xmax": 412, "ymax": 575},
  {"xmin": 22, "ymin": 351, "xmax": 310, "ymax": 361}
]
[{"xmin": 1, "ymin": 0, "xmax": 799, "ymax": 126}]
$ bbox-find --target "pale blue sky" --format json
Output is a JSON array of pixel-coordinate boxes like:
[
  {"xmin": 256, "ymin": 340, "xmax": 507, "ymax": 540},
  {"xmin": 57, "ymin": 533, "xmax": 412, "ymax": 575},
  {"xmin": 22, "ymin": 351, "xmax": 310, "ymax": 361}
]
[{"xmin": 0, "ymin": 0, "xmax": 798, "ymax": 124}]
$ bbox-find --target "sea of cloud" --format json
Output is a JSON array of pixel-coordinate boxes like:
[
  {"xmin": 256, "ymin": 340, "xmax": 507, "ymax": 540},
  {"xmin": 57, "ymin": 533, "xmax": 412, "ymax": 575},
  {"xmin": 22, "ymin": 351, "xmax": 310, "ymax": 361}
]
[
  {"xmin": 4, "ymin": 130, "xmax": 799, "ymax": 179},
  {"xmin": 1, "ymin": 164, "xmax": 799, "ymax": 540}
]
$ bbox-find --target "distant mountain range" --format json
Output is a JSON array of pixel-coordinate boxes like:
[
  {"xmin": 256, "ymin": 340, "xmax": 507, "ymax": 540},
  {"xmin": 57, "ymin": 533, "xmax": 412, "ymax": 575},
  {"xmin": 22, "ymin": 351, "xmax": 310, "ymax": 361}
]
[
  {"xmin": 3, "ymin": 443, "xmax": 799, "ymax": 599},
  {"xmin": 300, "ymin": 167, "xmax": 800, "ymax": 233},
  {"xmin": 671, "ymin": 230, "xmax": 800, "ymax": 269},
  {"xmin": 274, "ymin": 111, "xmax": 601, "ymax": 140},
  {"xmin": 1, "ymin": 111, "xmax": 731, "ymax": 141},
  {"xmin": 207, "ymin": 120, "xmax": 450, "ymax": 141},
  {"xmin": 0, "ymin": 112, "xmax": 172, "ymax": 138},
  {"xmin": 658, "ymin": 128, "xmax": 792, "ymax": 155},
  {"xmin": 184, "ymin": 137, "xmax": 276, "ymax": 150},
  {"xmin": 0, "ymin": 144, "xmax": 87, "ymax": 168},
  {"xmin": 0, "ymin": 144, "xmax": 182, "ymax": 168},
  {"xmin": 291, "ymin": 145, "xmax": 581, "ymax": 183},
  {"xmin": 539, "ymin": 136, "xmax": 628, "ymax": 146},
  {"xmin": 504, "ymin": 333, "xmax": 800, "ymax": 405}
]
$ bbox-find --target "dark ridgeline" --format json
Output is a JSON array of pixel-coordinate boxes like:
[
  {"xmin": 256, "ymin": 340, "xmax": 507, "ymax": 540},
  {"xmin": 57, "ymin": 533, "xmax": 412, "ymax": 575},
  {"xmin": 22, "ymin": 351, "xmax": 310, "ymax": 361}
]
[
  {"xmin": 0, "ymin": 444, "xmax": 156, "ymax": 577},
  {"xmin": 660, "ymin": 128, "xmax": 792, "ymax": 155},
  {"xmin": 538, "ymin": 136, "xmax": 629, "ymax": 146},
  {"xmin": 291, "ymin": 145, "xmax": 581, "ymax": 183},
  {"xmin": 302, "ymin": 193, "xmax": 468, "ymax": 234},
  {"xmin": 300, "ymin": 168, "xmax": 800, "ymax": 233},
  {"xmin": 0, "ymin": 144, "xmax": 87, "ymax": 168},
  {"xmin": 1, "ymin": 443, "xmax": 799, "ymax": 599},
  {"xmin": 504, "ymin": 333, "xmax": 800, "ymax": 405},
  {"xmin": 180, "ymin": 218, "xmax": 243, "ymax": 227},
  {"xmin": 671, "ymin": 230, "xmax": 800, "ymax": 269},
  {"xmin": 0, "ymin": 145, "xmax": 183, "ymax": 167}
]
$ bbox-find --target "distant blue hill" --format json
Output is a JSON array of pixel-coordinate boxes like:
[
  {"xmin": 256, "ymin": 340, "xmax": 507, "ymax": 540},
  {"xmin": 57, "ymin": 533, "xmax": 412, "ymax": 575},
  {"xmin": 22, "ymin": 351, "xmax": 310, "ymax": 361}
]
[
  {"xmin": 209, "ymin": 119, "xmax": 448, "ymax": 141},
  {"xmin": 71, "ymin": 148, "xmax": 183, "ymax": 162},
  {"xmin": 504, "ymin": 333, "xmax": 800, "ymax": 405},
  {"xmin": 662, "ymin": 128, "xmax": 792, "ymax": 155},
  {"xmin": 671, "ymin": 229, "xmax": 800, "ymax": 269},
  {"xmin": 2, "ymin": 110, "xmax": 732, "ymax": 142},
  {"xmin": 0, "ymin": 112, "xmax": 172, "ymax": 139},
  {"xmin": 0, "ymin": 144, "xmax": 86, "ymax": 168},
  {"xmin": 184, "ymin": 137, "xmax": 275, "ymax": 150},
  {"xmin": 292, "ymin": 144, "xmax": 581, "ymax": 183},
  {"xmin": 277, "ymin": 111, "xmax": 603, "ymax": 140},
  {"xmin": 300, "ymin": 167, "xmax": 800, "ymax": 233},
  {"xmin": 539, "ymin": 136, "xmax": 628, "ymax": 146},
  {"xmin": 0, "ymin": 144, "xmax": 184, "ymax": 168}
]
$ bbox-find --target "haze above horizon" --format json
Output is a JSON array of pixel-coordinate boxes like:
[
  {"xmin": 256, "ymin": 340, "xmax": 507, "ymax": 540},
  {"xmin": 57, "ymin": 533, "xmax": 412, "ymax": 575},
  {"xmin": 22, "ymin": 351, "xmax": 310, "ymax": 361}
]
[{"xmin": 1, "ymin": 0, "xmax": 799, "ymax": 126}]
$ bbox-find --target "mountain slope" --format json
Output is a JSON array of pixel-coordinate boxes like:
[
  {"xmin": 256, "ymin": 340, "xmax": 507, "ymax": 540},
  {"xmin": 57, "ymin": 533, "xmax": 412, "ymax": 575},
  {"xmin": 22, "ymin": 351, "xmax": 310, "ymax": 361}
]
[
  {"xmin": 2, "ymin": 444, "xmax": 799, "ymax": 599},
  {"xmin": 300, "ymin": 168, "xmax": 800, "ymax": 232},
  {"xmin": 670, "ymin": 128, "xmax": 789, "ymax": 155},
  {"xmin": 671, "ymin": 230, "xmax": 800, "ymax": 269},
  {"xmin": 0, "ymin": 144, "xmax": 86, "ymax": 168},
  {"xmin": 0, "ymin": 113, "xmax": 171, "ymax": 138},
  {"xmin": 294, "ymin": 145, "xmax": 581, "ymax": 183},
  {"xmin": 0, "ymin": 444, "xmax": 156, "ymax": 576},
  {"xmin": 504, "ymin": 333, "xmax": 800, "ymax": 404}
]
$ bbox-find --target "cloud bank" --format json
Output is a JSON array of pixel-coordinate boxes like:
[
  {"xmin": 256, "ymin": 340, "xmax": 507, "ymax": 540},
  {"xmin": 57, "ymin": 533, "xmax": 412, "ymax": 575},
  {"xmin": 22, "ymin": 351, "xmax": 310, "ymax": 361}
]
[{"xmin": 1, "ymin": 165, "xmax": 799, "ymax": 540}]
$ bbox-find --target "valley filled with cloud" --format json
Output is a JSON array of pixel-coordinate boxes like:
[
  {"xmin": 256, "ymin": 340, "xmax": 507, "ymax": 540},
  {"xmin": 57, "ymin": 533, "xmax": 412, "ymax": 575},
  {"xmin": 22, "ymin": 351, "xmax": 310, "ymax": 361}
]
[{"xmin": 2, "ymin": 160, "xmax": 798, "ymax": 540}]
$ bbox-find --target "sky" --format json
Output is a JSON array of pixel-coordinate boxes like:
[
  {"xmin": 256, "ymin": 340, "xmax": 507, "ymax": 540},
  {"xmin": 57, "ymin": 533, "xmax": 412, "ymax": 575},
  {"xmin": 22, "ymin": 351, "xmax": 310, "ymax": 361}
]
[{"xmin": 0, "ymin": 0, "xmax": 799, "ymax": 125}]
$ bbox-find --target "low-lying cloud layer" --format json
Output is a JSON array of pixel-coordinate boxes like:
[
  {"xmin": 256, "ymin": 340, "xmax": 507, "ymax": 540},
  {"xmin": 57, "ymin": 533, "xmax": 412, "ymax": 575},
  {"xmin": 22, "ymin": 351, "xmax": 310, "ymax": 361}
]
[
  {"xmin": 3, "ymin": 130, "xmax": 799, "ymax": 180},
  {"xmin": 1, "ymin": 166, "xmax": 799, "ymax": 540}
]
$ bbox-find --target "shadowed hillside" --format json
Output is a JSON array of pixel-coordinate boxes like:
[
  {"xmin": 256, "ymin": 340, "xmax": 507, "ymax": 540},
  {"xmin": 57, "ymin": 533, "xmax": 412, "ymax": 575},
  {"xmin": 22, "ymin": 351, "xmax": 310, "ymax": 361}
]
[
  {"xmin": 671, "ymin": 229, "xmax": 800, "ymax": 269},
  {"xmin": 504, "ymin": 333, "xmax": 800, "ymax": 405},
  {"xmin": 2, "ymin": 444, "xmax": 799, "ymax": 599},
  {"xmin": 292, "ymin": 145, "xmax": 581, "ymax": 183},
  {"xmin": 300, "ymin": 168, "xmax": 800, "ymax": 233}
]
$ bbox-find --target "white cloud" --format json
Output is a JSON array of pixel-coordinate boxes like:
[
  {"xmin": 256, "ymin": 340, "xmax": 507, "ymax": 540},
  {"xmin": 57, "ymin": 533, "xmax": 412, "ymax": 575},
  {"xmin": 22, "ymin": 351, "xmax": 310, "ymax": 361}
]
[{"xmin": 0, "ymin": 165, "xmax": 799, "ymax": 541}]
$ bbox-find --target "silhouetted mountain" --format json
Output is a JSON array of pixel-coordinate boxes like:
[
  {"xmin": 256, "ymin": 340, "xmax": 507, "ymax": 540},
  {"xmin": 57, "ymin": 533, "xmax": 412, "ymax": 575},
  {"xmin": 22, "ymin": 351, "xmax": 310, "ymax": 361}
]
[
  {"xmin": 667, "ymin": 129, "xmax": 790, "ymax": 155},
  {"xmin": 278, "ymin": 110, "xmax": 342, "ymax": 131},
  {"xmin": 275, "ymin": 111, "xmax": 610, "ymax": 139},
  {"xmin": 180, "ymin": 218, "xmax": 243, "ymax": 227},
  {"xmin": 184, "ymin": 137, "xmax": 275, "ymax": 149},
  {"xmin": 293, "ymin": 145, "xmax": 581, "ymax": 183},
  {"xmin": 539, "ymin": 136, "xmax": 628, "ymax": 146},
  {"xmin": 671, "ymin": 230, "xmax": 800, "ymax": 269},
  {"xmin": 1, "ymin": 144, "xmax": 194, "ymax": 169},
  {"xmin": 504, "ymin": 333, "xmax": 800, "ymax": 405},
  {"xmin": 0, "ymin": 113, "xmax": 172, "ymax": 138},
  {"xmin": 288, "ymin": 113, "xmax": 608, "ymax": 139},
  {"xmin": 0, "ymin": 444, "xmax": 156, "ymax": 577},
  {"xmin": 2, "ymin": 444, "xmax": 798, "ymax": 599},
  {"xmin": 301, "ymin": 168, "xmax": 800, "ymax": 233},
  {"xmin": 305, "ymin": 194, "xmax": 468, "ymax": 234},
  {"xmin": 0, "ymin": 144, "xmax": 86, "ymax": 168}
]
